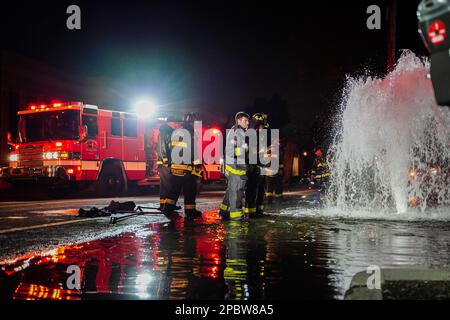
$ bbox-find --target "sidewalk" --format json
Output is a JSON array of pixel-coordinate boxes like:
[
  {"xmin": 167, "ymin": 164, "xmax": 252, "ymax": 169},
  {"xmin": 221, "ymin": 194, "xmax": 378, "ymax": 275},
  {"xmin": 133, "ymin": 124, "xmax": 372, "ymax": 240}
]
[{"xmin": 345, "ymin": 268, "xmax": 450, "ymax": 300}]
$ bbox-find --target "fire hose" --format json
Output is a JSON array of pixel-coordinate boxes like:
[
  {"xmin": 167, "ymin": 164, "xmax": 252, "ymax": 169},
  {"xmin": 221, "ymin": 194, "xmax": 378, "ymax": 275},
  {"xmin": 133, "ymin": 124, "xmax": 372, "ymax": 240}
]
[{"xmin": 109, "ymin": 206, "xmax": 165, "ymax": 224}]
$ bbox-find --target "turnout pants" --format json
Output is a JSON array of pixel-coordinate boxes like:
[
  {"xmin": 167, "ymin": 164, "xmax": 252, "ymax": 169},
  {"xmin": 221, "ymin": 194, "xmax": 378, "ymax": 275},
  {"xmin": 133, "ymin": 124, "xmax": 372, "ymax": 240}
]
[
  {"xmin": 165, "ymin": 169, "xmax": 197, "ymax": 212},
  {"xmin": 245, "ymin": 168, "xmax": 265, "ymax": 215},
  {"xmin": 157, "ymin": 165, "xmax": 171, "ymax": 207},
  {"xmin": 266, "ymin": 174, "xmax": 283, "ymax": 200},
  {"xmin": 220, "ymin": 172, "xmax": 247, "ymax": 220}
]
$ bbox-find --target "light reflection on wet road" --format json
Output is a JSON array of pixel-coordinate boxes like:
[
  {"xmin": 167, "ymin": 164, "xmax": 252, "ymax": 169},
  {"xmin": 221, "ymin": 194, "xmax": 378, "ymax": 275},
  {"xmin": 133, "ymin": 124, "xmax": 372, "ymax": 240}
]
[{"xmin": 1, "ymin": 190, "xmax": 450, "ymax": 300}]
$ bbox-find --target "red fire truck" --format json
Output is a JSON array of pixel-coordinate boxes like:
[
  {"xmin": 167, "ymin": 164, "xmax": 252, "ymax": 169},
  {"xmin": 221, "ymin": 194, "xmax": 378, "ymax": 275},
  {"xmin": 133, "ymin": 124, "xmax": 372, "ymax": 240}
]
[{"xmin": 0, "ymin": 101, "xmax": 222, "ymax": 195}]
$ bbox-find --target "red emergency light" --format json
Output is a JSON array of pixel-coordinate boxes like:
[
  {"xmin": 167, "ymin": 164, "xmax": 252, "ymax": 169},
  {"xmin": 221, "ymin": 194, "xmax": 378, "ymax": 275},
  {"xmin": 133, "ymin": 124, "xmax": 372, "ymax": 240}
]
[{"xmin": 24, "ymin": 101, "xmax": 83, "ymax": 113}]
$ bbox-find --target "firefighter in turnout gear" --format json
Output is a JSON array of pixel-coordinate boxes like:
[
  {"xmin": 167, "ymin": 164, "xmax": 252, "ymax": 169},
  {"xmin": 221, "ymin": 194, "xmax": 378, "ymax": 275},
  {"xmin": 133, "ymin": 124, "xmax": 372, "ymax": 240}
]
[
  {"xmin": 156, "ymin": 120, "xmax": 181, "ymax": 211},
  {"xmin": 219, "ymin": 112, "xmax": 250, "ymax": 220},
  {"xmin": 245, "ymin": 113, "xmax": 268, "ymax": 218},
  {"xmin": 164, "ymin": 113, "xmax": 203, "ymax": 219},
  {"xmin": 310, "ymin": 149, "xmax": 330, "ymax": 190},
  {"xmin": 265, "ymin": 138, "xmax": 285, "ymax": 203}
]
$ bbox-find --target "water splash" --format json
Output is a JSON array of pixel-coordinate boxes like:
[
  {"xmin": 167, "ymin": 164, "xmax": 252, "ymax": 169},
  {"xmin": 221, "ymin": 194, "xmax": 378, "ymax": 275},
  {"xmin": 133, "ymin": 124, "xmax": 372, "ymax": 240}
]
[{"xmin": 326, "ymin": 51, "xmax": 450, "ymax": 214}]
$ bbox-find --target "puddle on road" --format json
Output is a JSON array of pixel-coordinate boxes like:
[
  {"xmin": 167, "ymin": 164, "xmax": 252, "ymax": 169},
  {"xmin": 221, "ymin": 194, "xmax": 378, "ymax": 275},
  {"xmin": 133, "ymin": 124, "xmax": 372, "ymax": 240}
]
[
  {"xmin": 1, "ymin": 201, "xmax": 450, "ymax": 300},
  {"xmin": 0, "ymin": 209, "xmax": 336, "ymax": 300}
]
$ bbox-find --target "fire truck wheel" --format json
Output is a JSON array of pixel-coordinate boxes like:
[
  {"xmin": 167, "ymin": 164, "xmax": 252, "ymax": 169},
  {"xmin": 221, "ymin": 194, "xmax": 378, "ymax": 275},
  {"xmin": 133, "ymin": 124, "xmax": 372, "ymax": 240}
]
[{"xmin": 97, "ymin": 164, "xmax": 125, "ymax": 196}]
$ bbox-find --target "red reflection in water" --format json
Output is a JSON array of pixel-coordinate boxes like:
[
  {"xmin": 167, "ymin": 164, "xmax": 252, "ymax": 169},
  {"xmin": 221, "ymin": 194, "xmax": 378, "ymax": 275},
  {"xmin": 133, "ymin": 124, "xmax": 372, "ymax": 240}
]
[
  {"xmin": 14, "ymin": 283, "xmax": 80, "ymax": 300},
  {"xmin": 1, "ymin": 211, "xmax": 228, "ymax": 300},
  {"xmin": 1, "ymin": 232, "xmax": 155, "ymax": 300},
  {"xmin": 195, "ymin": 211, "xmax": 226, "ymax": 280}
]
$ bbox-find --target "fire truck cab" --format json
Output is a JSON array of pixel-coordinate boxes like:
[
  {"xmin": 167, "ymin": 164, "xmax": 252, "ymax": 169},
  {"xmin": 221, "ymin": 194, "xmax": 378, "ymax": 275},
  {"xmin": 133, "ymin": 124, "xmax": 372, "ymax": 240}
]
[{"xmin": 0, "ymin": 101, "xmax": 222, "ymax": 195}]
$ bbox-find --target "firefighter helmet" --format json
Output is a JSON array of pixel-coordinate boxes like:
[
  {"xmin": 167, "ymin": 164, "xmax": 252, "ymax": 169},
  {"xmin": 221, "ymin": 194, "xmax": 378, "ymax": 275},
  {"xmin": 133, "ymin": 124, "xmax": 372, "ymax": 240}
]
[
  {"xmin": 314, "ymin": 149, "xmax": 323, "ymax": 157},
  {"xmin": 182, "ymin": 112, "xmax": 198, "ymax": 124},
  {"xmin": 251, "ymin": 113, "xmax": 269, "ymax": 128}
]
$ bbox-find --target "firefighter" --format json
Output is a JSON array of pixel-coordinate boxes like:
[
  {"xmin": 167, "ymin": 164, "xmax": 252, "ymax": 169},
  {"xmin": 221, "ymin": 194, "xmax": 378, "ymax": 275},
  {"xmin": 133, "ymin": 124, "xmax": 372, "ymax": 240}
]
[
  {"xmin": 219, "ymin": 112, "xmax": 250, "ymax": 220},
  {"xmin": 245, "ymin": 113, "xmax": 268, "ymax": 218},
  {"xmin": 310, "ymin": 149, "xmax": 330, "ymax": 190},
  {"xmin": 164, "ymin": 112, "xmax": 203, "ymax": 219},
  {"xmin": 265, "ymin": 138, "xmax": 285, "ymax": 204},
  {"xmin": 156, "ymin": 120, "xmax": 181, "ymax": 211}
]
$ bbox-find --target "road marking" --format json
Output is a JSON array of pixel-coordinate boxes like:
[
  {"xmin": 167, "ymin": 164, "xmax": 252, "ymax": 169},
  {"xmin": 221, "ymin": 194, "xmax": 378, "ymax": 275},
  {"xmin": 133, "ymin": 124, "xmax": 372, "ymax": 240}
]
[
  {"xmin": 0, "ymin": 218, "xmax": 95, "ymax": 234},
  {"xmin": 2, "ymin": 216, "xmax": 27, "ymax": 220},
  {"xmin": 29, "ymin": 209, "xmax": 80, "ymax": 216},
  {"xmin": 0, "ymin": 197, "xmax": 160, "ymax": 210}
]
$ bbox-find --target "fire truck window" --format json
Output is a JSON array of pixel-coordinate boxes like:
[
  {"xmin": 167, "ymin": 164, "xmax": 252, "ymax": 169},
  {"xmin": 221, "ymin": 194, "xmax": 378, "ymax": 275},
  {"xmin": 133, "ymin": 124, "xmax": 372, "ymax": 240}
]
[
  {"xmin": 82, "ymin": 115, "xmax": 98, "ymax": 137},
  {"xmin": 20, "ymin": 110, "xmax": 80, "ymax": 142},
  {"xmin": 123, "ymin": 119, "xmax": 137, "ymax": 137},
  {"xmin": 111, "ymin": 118, "xmax": 122, "ymax": 136}
]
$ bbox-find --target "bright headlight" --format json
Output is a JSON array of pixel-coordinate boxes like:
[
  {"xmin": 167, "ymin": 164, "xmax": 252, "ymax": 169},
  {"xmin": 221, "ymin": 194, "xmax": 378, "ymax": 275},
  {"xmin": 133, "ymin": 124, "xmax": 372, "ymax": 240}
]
[
  {"xmin": 134, "ymin": 99, "xmax": 156, "ymax": 119},
  {"xmin": 9, "ymin": 154, "xmax": 19, "ymax": 162},
  {"xmin": 43, "ymin": 152, "xmax": 61, "ymax": 160}
]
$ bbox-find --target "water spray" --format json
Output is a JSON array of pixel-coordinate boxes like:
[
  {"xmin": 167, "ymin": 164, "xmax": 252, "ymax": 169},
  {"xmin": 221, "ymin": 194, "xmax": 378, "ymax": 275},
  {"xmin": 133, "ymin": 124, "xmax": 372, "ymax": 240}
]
[{"xmin": 326, "ymin": 51, "xmax": 450, "ymax": 214}]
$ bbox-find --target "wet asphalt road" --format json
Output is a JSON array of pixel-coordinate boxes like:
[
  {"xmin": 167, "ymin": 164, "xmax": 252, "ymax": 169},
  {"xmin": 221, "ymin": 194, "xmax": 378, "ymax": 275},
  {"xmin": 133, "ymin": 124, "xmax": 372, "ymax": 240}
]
[
  {"xmin": 0, "ymin": 188, "xmax": 334, "ymax": 300},
  {"xmin": 0, "ymin": 188, "xmax": 319, "ymax": 260},
  {"xmin": 1, "ymin": 188, "xmax": 450, "ymax": 300},
  {"xmin": 0, "ymin": 191, "xmax": 227, "ymax": 259}
]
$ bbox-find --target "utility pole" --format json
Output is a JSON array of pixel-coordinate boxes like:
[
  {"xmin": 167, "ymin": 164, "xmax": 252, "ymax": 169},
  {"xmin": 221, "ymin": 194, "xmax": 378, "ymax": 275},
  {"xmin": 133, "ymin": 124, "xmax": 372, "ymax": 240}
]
[{"xmin": 387, "ymin": 0, "xmax": 398, "ymax": 73}]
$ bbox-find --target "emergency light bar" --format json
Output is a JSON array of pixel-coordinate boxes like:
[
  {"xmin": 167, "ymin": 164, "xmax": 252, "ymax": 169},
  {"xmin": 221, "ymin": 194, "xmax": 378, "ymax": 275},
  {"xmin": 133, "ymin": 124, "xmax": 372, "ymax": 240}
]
[
  {"xmin": 26, "ymin": 101, "xmax": 83, "ymax": 110},
  {"xmin": 19, "ymin": 102, "xmax": 84, "ymax": 115}
]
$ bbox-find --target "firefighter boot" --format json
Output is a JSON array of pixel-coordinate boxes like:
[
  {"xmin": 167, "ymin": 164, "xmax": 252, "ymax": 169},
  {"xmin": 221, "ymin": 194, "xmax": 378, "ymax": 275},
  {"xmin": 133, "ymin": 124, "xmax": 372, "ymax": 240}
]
[
  {"xmin": 157, "ymin": 201, "xmax": 181, "ymax": 211},
  {"xmin": 219, "ymin": 210, "xmax": 230, "ymax": 220},
  {"xmin": 163, "ymin": 200, "xmax": 181, "ymax": 219},
  {"xmin": 218, "ymin": 203, "xmax": 230, "ymax": 220},
  {"xmin": 157, "ymin": 200, "xmax": 165, "ymax": 211},
  {"xmin": 185, "ymin": 209, "xmax": 202, "ymax": 219},
  {"xmin": 255, "ymin": 205, "xmax": 265, "ymax": 218},
  {"xmin": 248, "ymin": 211, "xmax": 264, "ymax": 218}
]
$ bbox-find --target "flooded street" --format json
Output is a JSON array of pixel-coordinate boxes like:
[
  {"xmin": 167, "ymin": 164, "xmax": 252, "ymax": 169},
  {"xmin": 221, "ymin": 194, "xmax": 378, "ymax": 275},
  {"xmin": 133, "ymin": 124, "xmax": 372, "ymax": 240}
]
[
  {"xmin": 2, "ymin": 0, "xmax": 450, "ymax": 308},
  {"xmin": 1, "ymin": 190, "xmax": 449, "ymax": 300}
]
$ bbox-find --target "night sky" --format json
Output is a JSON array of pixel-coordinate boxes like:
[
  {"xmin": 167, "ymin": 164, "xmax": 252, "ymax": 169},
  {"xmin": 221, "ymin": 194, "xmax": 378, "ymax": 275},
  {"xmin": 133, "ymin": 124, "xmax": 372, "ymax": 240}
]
[{"xmin": 2, "ymin": 0, "xmax": 426, "ymax": 132}]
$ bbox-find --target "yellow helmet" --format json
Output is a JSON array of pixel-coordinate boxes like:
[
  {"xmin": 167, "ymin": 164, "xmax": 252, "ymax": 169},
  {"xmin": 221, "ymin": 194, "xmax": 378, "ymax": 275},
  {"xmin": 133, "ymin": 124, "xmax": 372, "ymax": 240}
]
[{"xmin": 251, "ymin": 113, "xmax": 269, "ymax": 127}]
